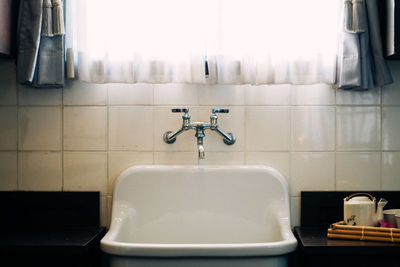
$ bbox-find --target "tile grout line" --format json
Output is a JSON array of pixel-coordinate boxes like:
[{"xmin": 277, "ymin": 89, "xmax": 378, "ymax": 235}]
[
  {"xmin": 106, "ymin": 84, "xmax": 110, "ymax": 197},
  {"xmin": 380, "ymin": 87, "xmax": 383, "ymax": 190},
  {"xmin": 61, "ymin": 86, "xmax": 64, "ymax": 191},
  {"xmin": 16, "ymin": 82, "xmax": 19, "ymax": 190},
  {"xmin": 334, "ymin": 87, "xmax": 337, "ymax": 191},
  {"xmin": 152, "ymin": 84, "xmax": 156, "ymax": 165}
]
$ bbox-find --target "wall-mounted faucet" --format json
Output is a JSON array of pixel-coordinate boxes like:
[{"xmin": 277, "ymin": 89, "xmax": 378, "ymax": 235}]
[{"xmin": 163, "ymin": 108, "xmax": 236, "ymax": 159}]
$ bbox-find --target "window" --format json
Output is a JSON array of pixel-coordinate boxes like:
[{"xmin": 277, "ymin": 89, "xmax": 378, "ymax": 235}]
[{"xmin": 66, "ymin": 0, "xmax": 340, "ymax": 84}]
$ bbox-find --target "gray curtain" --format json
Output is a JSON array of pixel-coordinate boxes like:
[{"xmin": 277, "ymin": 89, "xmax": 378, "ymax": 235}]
[
  {"xmin": 0, "ymin": 0, "xmax": 12, "ymax": 55},
  {"xmin": 336, "ymin": 0, "xmax": 393, "ymax": 90},
  {"xmin": 17, "ymin": 0, "xmax": 65, "ymax": 88}
]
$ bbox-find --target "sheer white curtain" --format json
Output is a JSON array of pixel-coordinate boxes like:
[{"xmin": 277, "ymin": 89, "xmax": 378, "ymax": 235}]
[{"xmin": 65, "ymin": 0, "xmax": 340, "ymax": 85}]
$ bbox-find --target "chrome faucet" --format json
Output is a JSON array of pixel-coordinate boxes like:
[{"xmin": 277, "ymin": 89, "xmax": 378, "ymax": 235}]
[{"xmin": 163, "ymin": 108, "xmax": 236, "ymax": 159}]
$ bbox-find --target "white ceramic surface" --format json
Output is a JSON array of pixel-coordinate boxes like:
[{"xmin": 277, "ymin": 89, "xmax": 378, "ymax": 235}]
[
  {"xmin": 101, "ymin": 165, "xmax": 297, "ymax": 260},
  {"xmin": 343, "ymin": 195, "xmax": 387, "ymax": 227}
]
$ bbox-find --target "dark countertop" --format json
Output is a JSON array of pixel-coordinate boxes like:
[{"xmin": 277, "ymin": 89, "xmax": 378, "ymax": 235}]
[
  {"xmin": 295, "ymin": 226, "xmax": 400, "ymax": 255},
  {"xmin": 0, "ymin": 227, "xmax": 106, "ymax": 248}
]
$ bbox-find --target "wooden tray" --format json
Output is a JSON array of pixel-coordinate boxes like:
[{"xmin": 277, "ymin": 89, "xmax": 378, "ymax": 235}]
[{"xmin": 327, "ymin": 221, "xmax": 400, "ymax": 243}]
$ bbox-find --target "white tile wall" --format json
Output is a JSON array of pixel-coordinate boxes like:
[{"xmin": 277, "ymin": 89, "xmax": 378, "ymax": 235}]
[
  {"xmin": 336, "ymin": 87, "xmax": 380, "ymax": 105},
  {"xmin": 64, "ymin": 80, "xmax": 108, "ymax": 105},
  {"xmin": 382, "ymin": 152, "xmax": 400, "ymax": 190},
  {"xmin": 18, "ymin": 106, "xmax": 62, "ymax": 150},
  {"xmin": 292, "ymin": 107, "xmax": 335, "ymax": 151},
  {"xmin": 18, "ymin": 85, "xmax": 62, "ymax": 106},
  {"xmin": 336, "ymin": 152, "xmax": 381, "ymax": 190},
  {"xmin": 109, "ymin": 83, "xmax": 153, "ymax": 105},
  {"xmin": 18, "ymin": 151, "xmax": 62, "ymax": 191},
  {"xmin": 291, "ymin": 84, "xmax": 335, "ymax": 105},
  {"xmin": 154, "ymin": 83, "xmax": 197, "ymax": 105},
  {"xmin": 336, "ymin": 107, "xmax": 381, "ymax": 151},
  {"xmin": 246, "ymin": 106, "xmax": 291, "ymax": 151},
  {"xmin": 245, "ymin": 84, "xmax": 291, "ymax": 105},
  {"xmin": 64, "ymin": 106, "xmax": 107, "ymax": 150},
  {"xmin": 2, "ymin": 59, "xmax": 400, "ymax": 227},
  {"xmin": 382, "ymin": 107, "xmax": 400, "ymax": 150},
  {"xmin": 0, "ymin": 59, "xmax": 17, "ymax": 106},
  {"xmin": 109, "ymin": 106, "xmax": 153, "ymax": 150},
  {"xmin": 0, "ymin": 107, "xmax": 17, "ymax": 150},
  {"xmin": 290, "ymin": 152, "xmax": 335, "ymax": 197},
  {"xmin": 63, "ymin": 152, "xmax": 108, "ymax": 194},
  {"xmin": 0, "ymin": 151, "xmax": 17, "ymax": 190}
]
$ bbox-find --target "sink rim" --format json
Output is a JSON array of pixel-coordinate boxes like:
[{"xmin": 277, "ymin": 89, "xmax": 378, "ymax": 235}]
[{"xmin": 102, "ymin": 165, "xmax": 297, "ymax": 257}]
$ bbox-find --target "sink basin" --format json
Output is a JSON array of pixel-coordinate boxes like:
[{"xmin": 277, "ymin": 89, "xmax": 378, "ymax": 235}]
[{"xmin": 101, "ymin": 165, "xmax": 297, "ymax": 267}]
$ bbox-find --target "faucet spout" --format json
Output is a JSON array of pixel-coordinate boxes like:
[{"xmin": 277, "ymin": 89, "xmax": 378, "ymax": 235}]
[
  {"xmin": 198, "ymin": 140, "xmax": 205, "ymax": 159},
  {"xmin": 196, "ymin": 128, "xmax": 205, "ymax": 159}
]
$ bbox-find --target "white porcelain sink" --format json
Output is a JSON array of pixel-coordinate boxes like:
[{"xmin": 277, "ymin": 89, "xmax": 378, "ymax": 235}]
[{"xmin": 101, "ymin": 165, "xmax": 297, "ymax": 267}]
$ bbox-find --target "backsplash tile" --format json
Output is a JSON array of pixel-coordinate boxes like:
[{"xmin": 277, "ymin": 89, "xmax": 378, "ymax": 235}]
[
  {"xmin": 109, "ymin": 106, "xmax": 154, "ymax": 151},
  {"xmin": 198, "ymin": 84, "xmax": 246, "ymax": 105},
  {"xmin": 336, "ymin": 87, "xmax": 380, "ymax": 105},
  {"xmin": 18, "ymin": 151, "xmax": 62, "ymax": 191},
  {"xmin": 0, "ymin": 151, "xmax": 17, "ymax": 190},
  {"xmin": 336, "ymin": 106, "xmax": 381, "ymax": 151},
  {"xmin": 291, "ymin": 84, "xmax": 335, "ymax": 106},
  {"xmin": 382, "ymin": 107, "xmax": 400, "ymax": 150},
  {"xmin": 64, "ymin": 106, "xmax": 107, "ymax": 150},
  {"xmin": 154, "ymin": 152, "xmax": 198, "ymax": 165},
  {"xmin": 154, "ymin": 83, "xmax": 198, "ymax": 105},
  {"xmin": 0, "ymin": 107, "xmax": 17, "ymax": 150},
  {"xmin": 336, "ymin": 152, "xmax": 381, "ymax": 190},
  {"xmin": 63, "ymin": 152, "xmax": 108, "ymax": 194},
  {"xmin": 18, "ymin": 85, "xmax": 62, "ymax": 106},
  {"xmin": 246, "ymin": 106, "xmax": 291, "ymax": 151},
  {"xmin": 18, "ymin": 106, "xmax": 62, "ymax": 150},
  {"xmin": 290, "ymin": 152, "xmax": 335, "ymax": 197},
  {"xmin": 1, "ymin": 59, "xmax": 400, "ymax": 228},
  {"xmin": 109, "ymin": 83, "xmax": 154, "ymax": 105},
  {"xmin": 292, "ymin": 106, "xmax": 335, "ymax": 151},
  {"xmin": 64, "ymin": 80, "xmax": 108, "ymax": 106},
  {"xmin": 245, "ymin": 84, "xmax": 291, "ymax": 106},
  {"xmin": 382, "ymin": 152, "xmax": 400, "ymax": 190}
]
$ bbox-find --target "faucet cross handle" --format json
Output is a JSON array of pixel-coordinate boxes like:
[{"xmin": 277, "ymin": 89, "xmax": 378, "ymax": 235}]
[
  {"xmin": 172, "ymin": 108, "xmax": 189, "ymax": 113},
  {"xmin": 172, "ymin": 108, "xmax": 190, "ymax": 127},
  {"xmin": 212, "ymin": 108, "xmax": 229, "ymax": 114}
]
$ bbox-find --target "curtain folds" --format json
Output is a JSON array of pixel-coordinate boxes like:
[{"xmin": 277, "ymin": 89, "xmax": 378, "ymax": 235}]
[
  {"xmin": 65, "ymin": 0, "xmax": 340, "ymax": 85},
  {"xmin": 336, "ymin": 0, "xmax": 393, "ymax": 90},
  {"xmin": 15, "ymin": 0, "xmax": 392, "ymax": 89},
  {"xmin": 17, "ymin": 0, "xmax": 65, "ymax": 88}
]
